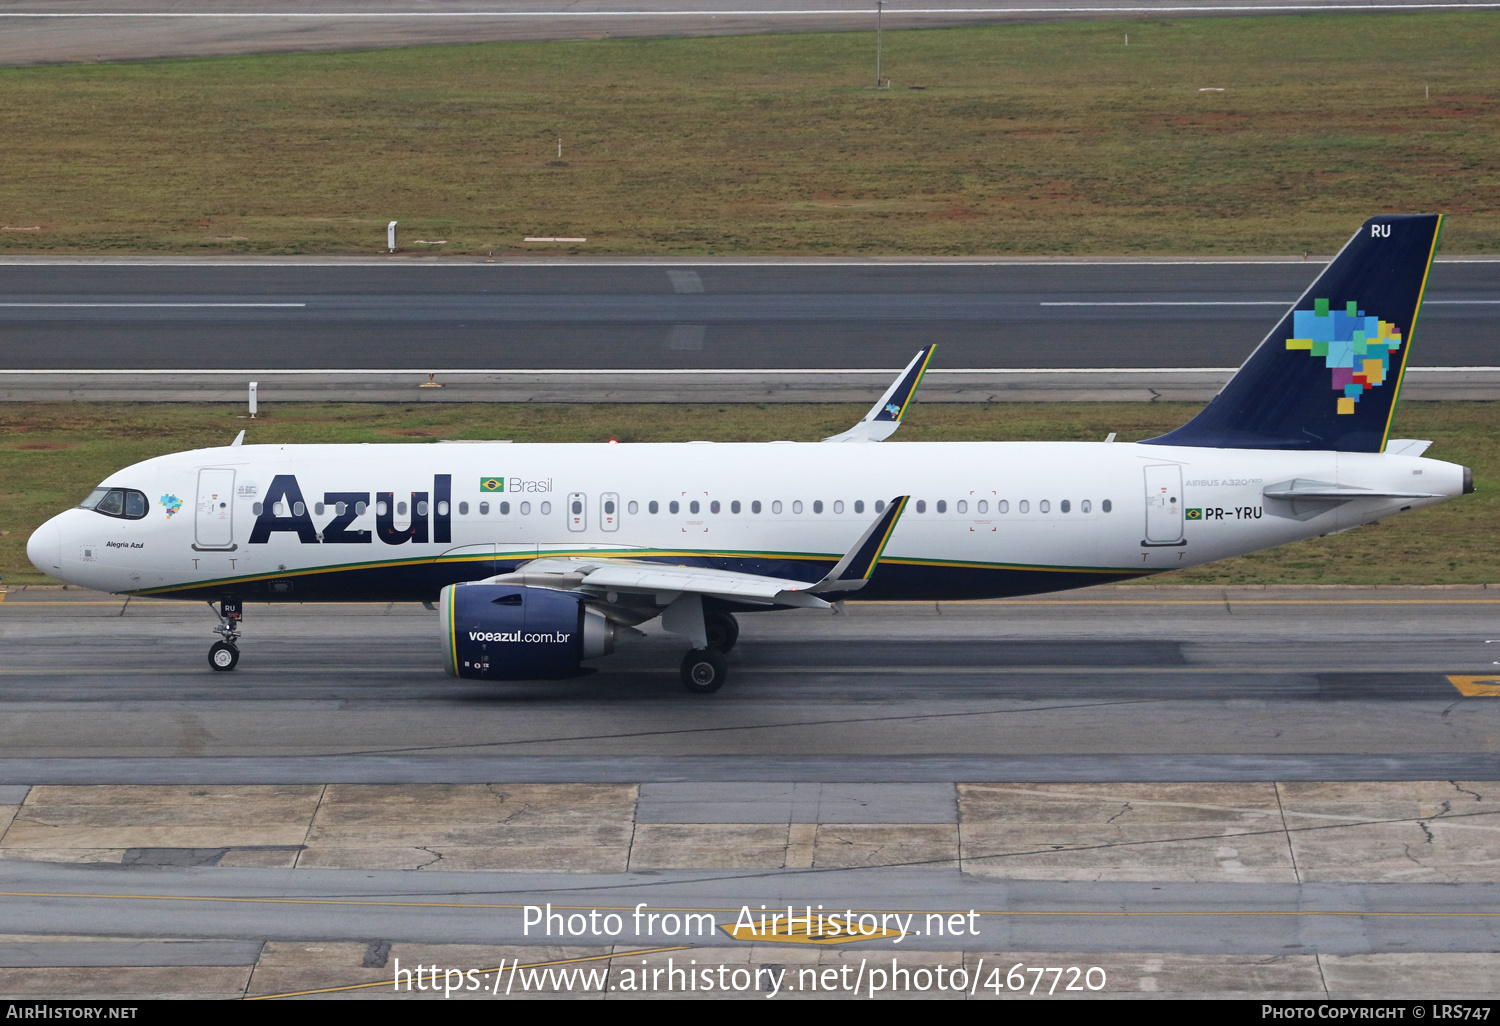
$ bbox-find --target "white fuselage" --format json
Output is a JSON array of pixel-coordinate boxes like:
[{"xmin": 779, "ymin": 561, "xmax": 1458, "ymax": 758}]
[{"xmin": 28, "ymin": 440, "xmax": 1466, "ymax": 601}]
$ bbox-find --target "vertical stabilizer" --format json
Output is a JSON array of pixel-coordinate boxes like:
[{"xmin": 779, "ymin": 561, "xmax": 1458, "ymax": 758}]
[{"xmin": 1144, "ymin": 214, "xmax": 1442, "ymax": 452}]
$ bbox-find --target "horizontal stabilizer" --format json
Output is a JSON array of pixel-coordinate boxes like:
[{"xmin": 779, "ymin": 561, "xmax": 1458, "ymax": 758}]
[
  {"xmin": 1262, "ymin": 479, "xmax": 1440, "ymax": 501},
  {"xmin": 1384, "ymin": 438, "xmax": 1433, "ymax": 457}
]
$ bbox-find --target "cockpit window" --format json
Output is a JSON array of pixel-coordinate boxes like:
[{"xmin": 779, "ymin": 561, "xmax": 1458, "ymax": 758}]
[{"xmin": 81, "ymin": 487, "xmax": 149, "ymax": 521}]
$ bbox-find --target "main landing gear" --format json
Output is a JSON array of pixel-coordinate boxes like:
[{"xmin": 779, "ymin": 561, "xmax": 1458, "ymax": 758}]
[
  {"xmin": 208, "ymin": 598, "xmax": 242, "ymax": 672},
  {"xmin": 679, "ymin": 611, "xmax": 738, "ymax": 694}
]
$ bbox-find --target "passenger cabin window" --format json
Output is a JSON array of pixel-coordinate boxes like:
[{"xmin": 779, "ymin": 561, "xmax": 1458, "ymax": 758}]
[
  {"xmin": 253, "ymin": 502, "xmax": 263, "ymax": 516},
  {"xmin": 936, "ymin": 500, "xmax": 947, "ymax": 514},
  {"xmin": 731, "ymin": 500, "xmax": 741, "ymax": 514},
  {"xmin": 1081, "ymin": 500, "xmax": 1091, "ymax": 513},
  {"xmin": 1039, "ymin": 500, "xmax": 1050, "ymax": 513},
  {"xmin": 397, "ymin": 501, "xmax": 407, "ymax": 516},
  {"xmin": 977, "ymin": 500, "xmax": 987, "ymax": 513},
  {"xmin": 670, "ymin": 500, "xmax": 680, "ymax": 514},
  {"xmin": 854, "ymin": 500, "xmax": 864, "ymax": 514},
  {"xmin": 690, "ymin": 500, "xmax": 700, "ymax": 514},
  {"xmin": 1060, "ymin": 500, "xmax": 1071, "ymax": 513},
  {"xmin": 813, "ymin": 500, "xmax": 823, "ymax": 514},
  {"xmin": 752, "ymin": 501, "xmax": 762, "ymax": 514},
  {"xmin": 875, "ymin": 500, "xmax": 885, "ymax": 513},
  {"xmin": 792, "ymin": 500, "xmax": 803, "ymax": 514},
  {"xmin": 998, "ymin": 500, "xmax": 1009, "ymax": 513},
  {"xmin": 315, "ymin": 502, "xmax": 325, "ymax": 515},
  {"xmin": 540, "ymin": 501, "xmax": 552, "ymax": 515},
  {"xmin": 956, "ymin": 500, "xmax": 967, "ymax": 514},
  {"xmin": 772, "ymin": 501, "xmax": 782, "ymax": 514},
  {"xmin": 1019, "ymin": 500, "xmax": 1029, "ymax": 513},
  {"xmin": 649, "ymin": 500, "xmax": 660, "ymax": 514},
  {"xmin": 499, "ymin": 501, "xmax": 510, "ymax": 515},
  {"xmin": 604, "ymin": 499, "xmax": 616, "ymax": 515},
  {"xmin": 915, "ymin": 500, "xmax": 926, "ymax": 513},
  {"xmin": 356, "ymin": 501, "xmax": 368, "ymax": 515},
  {"xmin": 1102, "ymin": 499, "xmax": 1113, "ymax": 513},
  {"xmin": 833, "ymin": 500, "xmax": 844, "ymax": 514},
  {"xmin": 520, "ymin": 502, "xmax": 531, "ymax": 515},
  {"xmin": 458, "ymin": 502, "xmax": 469, "ymax": 515},
  {"xmin": 710, "ymin": 500, "xmax": 720, "ymax": 514}
]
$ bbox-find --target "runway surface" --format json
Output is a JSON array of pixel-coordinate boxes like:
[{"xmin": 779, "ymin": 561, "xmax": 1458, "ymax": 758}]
[
  {"xmin": 0, "ymin": 260, "xmax": 1495, "ymax": 372},
  {"xmin": 2, "ymin": 586, "xmax": 1497, "ymax": 772},
  {"xmin": 2, "ymin": 586, "xmax": 1498, "ymax": 995},
  {"xmin": 4, "ymin": 0, "xmax": 1491, "ymax": 66}
]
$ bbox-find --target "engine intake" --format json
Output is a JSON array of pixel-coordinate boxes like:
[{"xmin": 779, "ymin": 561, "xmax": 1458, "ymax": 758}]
[{"xmin": 440, "ymin": 583, "xmax": 615, "ymax": 680}]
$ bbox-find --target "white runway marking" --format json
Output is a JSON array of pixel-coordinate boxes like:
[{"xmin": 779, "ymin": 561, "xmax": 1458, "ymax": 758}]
[
  {"xmin": 1041, "ymin": 301, "xmax": 1286, "ymax": 306},
  {"xmin": 4, "ymin": 5, "xmax": 1498, "ymax": 15},
  {"xmin": 1044, "ymin": 300, "xmax": 1498, "ymax": 307},
  {"xmin": 0, "ymin": 303, "xmax": 305, "ymax": 308}
]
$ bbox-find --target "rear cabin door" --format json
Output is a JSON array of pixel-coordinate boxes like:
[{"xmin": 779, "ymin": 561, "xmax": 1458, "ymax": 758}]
[
  {"xmin": 1143, "ymin": 464, "xmax": 1184, "ymax": 545},
  {"xmin": 194, "ymin": 468, "xmax": 236, "ymax": 549},
  {"xmin": 567, "ymin": 492, "xmax": 587, "ymax": 532},
  {"xmin": 601, "ymin": 492, "xmax": 620, "ymax": 532}
]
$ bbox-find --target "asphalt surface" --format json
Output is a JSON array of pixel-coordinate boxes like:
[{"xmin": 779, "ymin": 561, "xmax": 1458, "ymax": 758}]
[
  {"xmin": 2, "ymin": 588, "xmax": 1497, "ymax": 773},
  {"xmin": 2, "ymin": 586, "xmax": 1498, "ymax": 982},
  {"xmin": 2, "ymin": 862, "xmax": 1495, "ymax": 955},
  {"xmin": 4, "ymin": 1, "xmax": 1491, "ymax": 66},
  {"xmin": 0, "ymin": 260, "xmax": 1495, "ymax": 371}
]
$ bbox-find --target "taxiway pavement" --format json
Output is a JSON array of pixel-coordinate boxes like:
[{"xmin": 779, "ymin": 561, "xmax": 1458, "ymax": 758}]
[
  {"xmin": 1, "ymin": 586, "xmax": 1496, "ymax": 773},
  {"xmin": 2, "ymin": 586, "xmax": 1497, "ymax": 997}
]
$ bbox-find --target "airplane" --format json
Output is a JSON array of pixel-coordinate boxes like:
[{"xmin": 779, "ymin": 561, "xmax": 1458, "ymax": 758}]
[{"xmin": 27, "ymin": 214, "xmax": 1472, "ymax": 693}]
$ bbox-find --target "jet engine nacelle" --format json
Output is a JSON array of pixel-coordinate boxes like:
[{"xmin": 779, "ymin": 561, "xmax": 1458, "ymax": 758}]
[{"xmin": 440, "ymin": 583, "xmax": 615, "ymax": 680}]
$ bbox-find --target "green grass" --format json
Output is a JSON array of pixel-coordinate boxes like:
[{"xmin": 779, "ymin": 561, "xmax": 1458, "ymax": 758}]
[
  {"xmin": 2, "ymin": 401, "xmax": 1495, "ymax": 586},
  {"xmin": 0, "ymin": 14, "xmax": 1497, "ymax": 255}
]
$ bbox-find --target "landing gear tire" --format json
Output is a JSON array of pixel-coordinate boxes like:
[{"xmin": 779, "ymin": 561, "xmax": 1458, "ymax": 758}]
[
  {"xmin": 704, "ymin": 611, "xmax": 740, "ymax": 652},
  {"xmin": 208, "ymin": 641, "xmax": 240, "ymax": 672},
  {"xmin": 680, "ymin": 647, "xmax": 727, "ymax": 694}
]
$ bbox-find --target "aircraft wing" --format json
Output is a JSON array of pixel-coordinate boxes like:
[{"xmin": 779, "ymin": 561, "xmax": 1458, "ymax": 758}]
[
  {"xmin": 492, "ymin": 496, "xmax": 910, "ymax": 618},
  {"xmin": 822, "ymin": 346, "xmax": 935, "ymax": 442}
]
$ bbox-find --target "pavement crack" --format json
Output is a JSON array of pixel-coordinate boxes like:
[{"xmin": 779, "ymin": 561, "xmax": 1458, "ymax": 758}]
[
  {"xmin": 1451, "ymin": 780, "xmax": 1483, "ymax": 802},
  {"xmin": 414, "ymin": 846, "xmax": 446, "ymax": 870},
  {"xmin": 1105, "ymin": 802, "xmax": 1133, "ymax": 824},
  {"xmin": 334, "ymin": 697, "xmax": 1165, "ymax": 757},
  {"xmin": 1417, "ymin": 821, "xmax": 1435, "ymax": 844}
]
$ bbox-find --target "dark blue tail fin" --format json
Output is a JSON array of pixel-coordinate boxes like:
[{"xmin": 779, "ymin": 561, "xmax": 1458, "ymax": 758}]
[{"xmin": 1144, "ymin": 214, "xmax": 1443, "ymax": 453}]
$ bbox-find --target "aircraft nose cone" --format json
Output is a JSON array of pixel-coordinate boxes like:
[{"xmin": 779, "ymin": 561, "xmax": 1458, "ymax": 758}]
[{"xmin": 27, "ymin": 518, "xmax": 62, "ymax": 574}]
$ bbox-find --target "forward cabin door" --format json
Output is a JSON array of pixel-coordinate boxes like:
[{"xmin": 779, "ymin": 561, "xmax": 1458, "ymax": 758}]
[
  {"xmin": 601, "ymin": 492, "xmax": 620, "ymax": 532},
  {"xmin": 1143, "ymin": 464, "xmax": 1184, "ymax": 545},
  {"xmin": 194, "ymin": 468, "xmax": 236, "ymax": 550}
]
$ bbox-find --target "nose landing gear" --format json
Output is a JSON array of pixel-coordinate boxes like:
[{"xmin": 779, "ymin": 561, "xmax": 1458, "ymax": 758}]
[{"xmin": 208, "ymin": 598, "xmax": 242, "ymax": 672}]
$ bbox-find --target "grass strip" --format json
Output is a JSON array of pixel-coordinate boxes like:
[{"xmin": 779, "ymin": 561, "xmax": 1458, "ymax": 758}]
[
  {"xmin": 0, "ymin": 14, "xmax": 1496, "ymax": 256},
  {"xmin": 1, "ymin": 400, "xmax": 1493, "ymax": 587}
]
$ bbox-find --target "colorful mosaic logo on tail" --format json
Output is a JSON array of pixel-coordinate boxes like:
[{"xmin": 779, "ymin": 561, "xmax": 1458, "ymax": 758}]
[{"xmin": 1285, "ymin": 298, "xmax": 1402, "ymax": 415}]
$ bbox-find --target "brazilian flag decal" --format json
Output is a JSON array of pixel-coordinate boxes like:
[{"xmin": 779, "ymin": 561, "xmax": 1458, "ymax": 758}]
[
  {"xmin": 1185, "ymin": 508, "xmax": 1204, "ymax": 521},
  {"xmin": 480, "ymin": 477, "xmax": 505, "ymax": 493}
]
